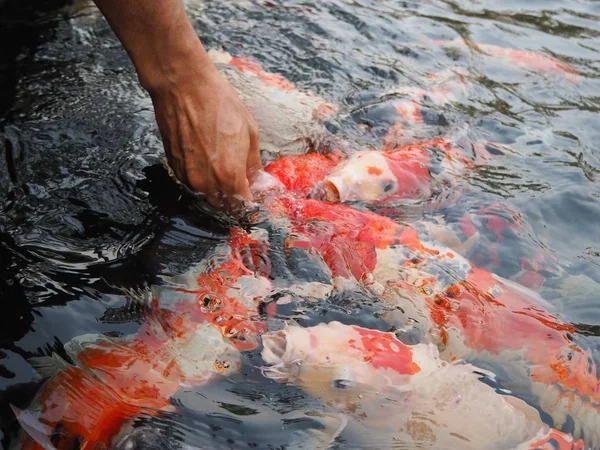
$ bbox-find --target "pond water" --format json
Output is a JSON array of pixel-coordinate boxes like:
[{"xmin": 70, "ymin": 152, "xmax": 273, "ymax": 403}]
[{"xmin": 1, "ymin": 0, "xmax": 600, "ymax": 448}]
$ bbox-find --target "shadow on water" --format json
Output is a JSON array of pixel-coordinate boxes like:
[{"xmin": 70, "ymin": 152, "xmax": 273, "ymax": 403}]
[{"xmin": 1, "ymin": 0, "xmax": 600, "ymax": 448}]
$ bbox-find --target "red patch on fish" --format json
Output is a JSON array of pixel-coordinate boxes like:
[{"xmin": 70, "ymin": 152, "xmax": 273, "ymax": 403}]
[
  {"xmin": 229, "ymin": 56, "xmax": 297, "ymax": 91},
  {"xmin": 350, "ymin": 326, "xmax": 421, "ymax": 375},
  {"xmin": 265, "ymin": 151, "xmax": 343, "ymax": 196},
  {"xmin": 367, "ymin": 166, "xmax": 383, "ymax": 175}
]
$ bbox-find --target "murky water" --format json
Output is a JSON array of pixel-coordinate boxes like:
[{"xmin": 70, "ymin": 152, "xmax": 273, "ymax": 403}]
[{"xmin": 1, "ymin": 0, "xmax": 600, "ymax": 448}]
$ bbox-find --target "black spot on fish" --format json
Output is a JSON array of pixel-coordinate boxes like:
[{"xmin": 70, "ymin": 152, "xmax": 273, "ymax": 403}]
[{"xmin": 332, "ymin": 379, "xmax": 353, "ymax": 389}]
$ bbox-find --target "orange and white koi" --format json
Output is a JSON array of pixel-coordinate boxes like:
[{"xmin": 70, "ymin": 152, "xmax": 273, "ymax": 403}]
[
  {"xmin": 209, "ymin": 49, "xmax": 337, "ymax": 157},
  {"xmin": 250, "ymin": 175, "xmax": 600, "ymax": 447},
  {"xmin": 261, "ymin": 321, "xmax": 584, "ymax": 450},
  {"xmin": 14, "ymin": 229, "xmax": 274, "ymax": 449},
  {"xmin": 435, "ymin": 39, "xmax": 579, "ymax": 82}
]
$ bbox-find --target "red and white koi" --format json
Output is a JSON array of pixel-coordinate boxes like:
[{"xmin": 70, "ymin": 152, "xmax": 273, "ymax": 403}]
[{"xmin": 261, "ymin": 321, "xmax": 584, "ymax": 450}]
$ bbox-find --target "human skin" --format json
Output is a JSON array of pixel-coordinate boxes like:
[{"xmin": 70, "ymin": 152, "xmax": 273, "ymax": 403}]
[{"xmin": 93, "ymin": 0, "xmax": 262, "ymax": 210}]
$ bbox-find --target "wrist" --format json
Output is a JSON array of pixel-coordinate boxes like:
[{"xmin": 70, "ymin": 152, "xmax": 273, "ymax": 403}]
[{"xmin": 129, "ymin": 15, "xmax": 216, "ymax": 94}]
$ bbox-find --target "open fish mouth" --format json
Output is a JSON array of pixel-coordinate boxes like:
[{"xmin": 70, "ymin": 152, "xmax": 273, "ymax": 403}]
[
  {"xmin": 321, "ymin": 179, "xmax": 343, "ymax": 202},
  {"xmin": 260, "ymin": 330, "xmax": 303, "ymax": 383},
  {"xmin": 262, "ymin": 331, "xmax": 289, "ymax": 362}
]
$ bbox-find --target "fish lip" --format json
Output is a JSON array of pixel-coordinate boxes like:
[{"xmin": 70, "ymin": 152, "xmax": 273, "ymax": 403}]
[
  {"xmin": 261, "ymin": 330, "xmax": 302, "ymax": 383},
  {"xmin": 261, "ymin": 331, "xmax": 289, "ymax": 363},
  {"xmin": 321, "ymin": 177, "xmax": 346, "ymax": 203}
]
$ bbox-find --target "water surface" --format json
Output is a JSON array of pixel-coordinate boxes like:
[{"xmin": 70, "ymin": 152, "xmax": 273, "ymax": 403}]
[{"xmin": 1, "ymin": 0, "xmax": 600, "ymax": 447}]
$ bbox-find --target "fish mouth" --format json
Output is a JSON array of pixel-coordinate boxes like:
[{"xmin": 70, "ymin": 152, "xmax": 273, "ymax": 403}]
[
  {"xmin": 312, "ymin": 177, "xmax": 346, "ymax": 203},
  {"xmin": 261, "ymin": 330, "xmax": 301, "ymax": 383},
  {"xmin": 262, "ymin": 331, "xmax": 289, "ymax": 363},
  {"xmin": 322, "ymin": 179, "xmax": 341, "ymax": 202}
]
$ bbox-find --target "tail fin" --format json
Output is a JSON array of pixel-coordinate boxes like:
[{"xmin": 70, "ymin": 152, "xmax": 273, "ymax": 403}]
[{"xmin": 16, "ymin": 367, "xmax": 159, "ymax": 450}]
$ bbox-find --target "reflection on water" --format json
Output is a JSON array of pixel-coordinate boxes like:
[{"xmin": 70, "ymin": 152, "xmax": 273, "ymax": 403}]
[{"xmin": 1, "ymin": 0, "xmax": 600, "ymax": 448}]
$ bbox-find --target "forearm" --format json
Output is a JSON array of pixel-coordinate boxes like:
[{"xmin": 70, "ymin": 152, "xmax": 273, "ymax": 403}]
[{"xmin": 93, "ymin": 0, "xmax": 214, "ymax": 92}]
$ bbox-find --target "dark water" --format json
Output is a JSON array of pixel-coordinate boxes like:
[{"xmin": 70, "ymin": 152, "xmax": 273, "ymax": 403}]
[{"xmin": 1, "ymin": 0, "xmax": 600, "ymax": 448}]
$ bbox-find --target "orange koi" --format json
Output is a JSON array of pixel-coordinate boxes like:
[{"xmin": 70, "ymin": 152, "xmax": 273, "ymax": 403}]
[{"xmin": 15, "ymin": 229, "xmax": 272, "ymax": 449}]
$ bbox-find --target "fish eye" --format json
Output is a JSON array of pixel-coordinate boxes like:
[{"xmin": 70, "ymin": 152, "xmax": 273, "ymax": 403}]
[
  {"xmin": 202, "ymin": 296, "xmax": 211, "ymax": 307},
  {"xmin": 383, "ymin": 181, "xmax": 395, "ymax": 192},
  {"xmin": 332, "ymin": 379, "xmax": 353, "ymax": 389}
]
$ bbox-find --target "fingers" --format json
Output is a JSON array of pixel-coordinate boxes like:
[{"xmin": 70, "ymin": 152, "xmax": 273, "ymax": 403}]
[
  {"xmin": 246, "ymin": 120, "xmax": 263, "ymax": 186},
  {"xmin": 152, "ymin": 69, "xmax": 263, "ymax": 213}
]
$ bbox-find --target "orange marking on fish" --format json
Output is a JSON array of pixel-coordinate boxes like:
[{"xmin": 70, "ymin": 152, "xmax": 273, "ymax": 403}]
[
  {"xmin": 526, "ymin": 429, "xmax": 585, "ymax": 450},
  {"xmin": 229, "ymin": 56, "xmax": 297, "ymax": 91},
  {"xmin": 350, "ymin": 326, "xmax": 421, "ymax": 375},
  {"xmin": 367, "ymin": 166, "xmax": 383, "ymax": 175}
]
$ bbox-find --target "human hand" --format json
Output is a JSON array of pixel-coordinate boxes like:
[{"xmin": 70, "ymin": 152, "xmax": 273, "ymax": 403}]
[{"xmin": 149, "ymin": 65, "xmax": 262, "ymax": 210}]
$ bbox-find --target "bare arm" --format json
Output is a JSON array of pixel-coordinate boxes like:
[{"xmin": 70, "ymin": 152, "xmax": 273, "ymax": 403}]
[{"xmin": 94, "ymin": 0, "xmax": 262, "ymax": 209}]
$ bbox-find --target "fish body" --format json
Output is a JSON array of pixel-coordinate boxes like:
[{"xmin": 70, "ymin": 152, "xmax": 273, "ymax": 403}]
[
  {"xmin": 15, "ymin": 229, "xmax": 273, "ymax": 449},
  {"xmin": 434, "ymin": 39, "xmax": 579, "ymax": 82},
  {"xmin": 209, "ymin": 49, "xmax": 337, "ymax": 157},
  {"xmin": 261, "ymin": 322, "xmax": 583, "ymax": 449},
  {"xmin": 254, "ymin": 184, "xmax": 600, "ymax": 446}
]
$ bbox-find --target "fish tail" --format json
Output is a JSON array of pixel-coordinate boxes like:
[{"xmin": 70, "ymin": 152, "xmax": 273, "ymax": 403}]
[{"xmin": 18, "ymin": 366, "xmax": 163, "ymax": 450}]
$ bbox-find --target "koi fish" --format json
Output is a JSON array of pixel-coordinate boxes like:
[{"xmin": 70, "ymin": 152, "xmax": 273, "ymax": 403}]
[
  {"xmin": 252, "ymin": 185, "xmax": 600, "ymax": 447},
  {"xmin": 261, "ymin": 321, "xmax": 584, "ymax": 450},
  {"xmin": 208, "ymin": 49, "xmax": 337, "ymax": 157},
  {"xmin": 14, "ymin": 229, "xmax": 274, "ymax": 449},
  {"xmin": 437, "ymin": 201, "xmax": 563, "ymax": 290},
  {"xmin": 316, "ymin": 137, "xmax": 483, "ymax": 205},
  {"xmin": 263, "ymin": 137, "xmax": 496, "ymax": 213},
  {"xmin": 378, "ymin": 70, "xmax": 472, "ymax": 146},
  {"xmin": 434, "ymin": 39, "xmax": 579, "ymax": 82}
]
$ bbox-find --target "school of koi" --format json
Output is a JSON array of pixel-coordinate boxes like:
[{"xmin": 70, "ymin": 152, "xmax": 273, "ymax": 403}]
[{"xmin": 11, "ymin": 43, "xmax": 598, "ymax": 450}]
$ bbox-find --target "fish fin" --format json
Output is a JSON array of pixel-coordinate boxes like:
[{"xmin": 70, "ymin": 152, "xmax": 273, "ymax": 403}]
[
  {"xmin": 492, "ymin": 273, "xmax": 555, "ymax": 311},
  {"xmin": 288, "ymin": 411, "xmax": 348, "ymax": 450},
  {"xmin": 28, "ymin": 353, "xmax": 71, "ymax": 379},
  {"xmin": 10, "ymin": 405, "xmax": 57, "ymax": 450},
  {"xmin": 460, "ymin": 231, "xmax": 480, "ymax": 255}
]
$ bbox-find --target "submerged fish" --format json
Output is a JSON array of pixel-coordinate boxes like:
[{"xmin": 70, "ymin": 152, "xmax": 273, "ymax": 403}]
[
  {"xmin": 261, "ymin": 321, "xmax": 584, "ymax": 450},
  {"xmin": 250, "ymin": 171, "xmax": 600, "ymax": 447},
  {"xmin": 12, "ymin": 45, "xmax": 592, "ymax": 449},
  {"xmin": 14, "ymin": 229, "xmax": 274, "ymax": 449},
  {"xmin": 434, "ymin": 39, "xmax": 580, "ymax": 82}
]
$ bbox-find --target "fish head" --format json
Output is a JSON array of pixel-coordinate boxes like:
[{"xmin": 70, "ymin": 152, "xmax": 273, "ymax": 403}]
[
  {"xmin": 261, "ymin": 322, "xmax": 441, "ymax": 410},
  {"xmin": 318, "ymin": 152, "xmax": 400, "ymax": 203},
  {"xmin": 318, "ymin": 146, "xmax": 432, "ymax": 204}
]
